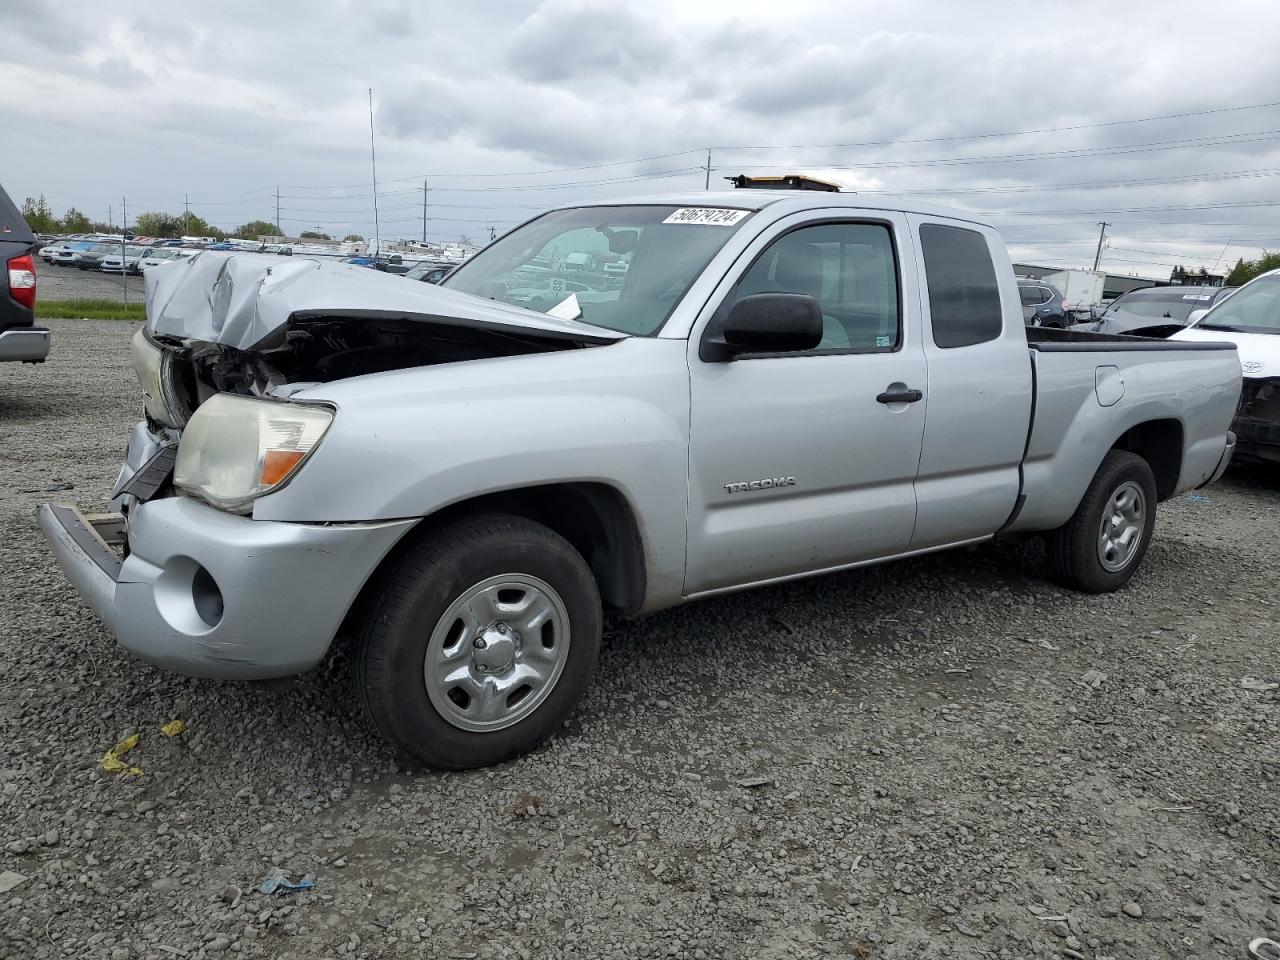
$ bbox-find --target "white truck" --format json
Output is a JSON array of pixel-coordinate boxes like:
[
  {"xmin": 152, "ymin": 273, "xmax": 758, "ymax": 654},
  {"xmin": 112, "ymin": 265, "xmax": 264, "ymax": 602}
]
[{"xmin": 41, "ymin": 186, "xmax": 1240, "ymax": 769}]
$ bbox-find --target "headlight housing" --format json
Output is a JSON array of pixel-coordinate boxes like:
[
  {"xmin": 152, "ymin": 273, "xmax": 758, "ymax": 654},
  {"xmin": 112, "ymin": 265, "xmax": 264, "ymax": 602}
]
[
  {"xmin": 174, "ymin": 394, "xmax": 334, "ymax": 513},
  {"xmin": 130, "ymin": 327, "xmax": 189, "ymax": 429}
]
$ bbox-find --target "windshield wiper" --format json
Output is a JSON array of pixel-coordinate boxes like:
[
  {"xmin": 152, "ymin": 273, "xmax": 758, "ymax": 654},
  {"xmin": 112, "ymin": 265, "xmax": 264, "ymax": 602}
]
[{"xmin": 1194, "ymin": 322, "xmax": 1249, "ymax": 333}]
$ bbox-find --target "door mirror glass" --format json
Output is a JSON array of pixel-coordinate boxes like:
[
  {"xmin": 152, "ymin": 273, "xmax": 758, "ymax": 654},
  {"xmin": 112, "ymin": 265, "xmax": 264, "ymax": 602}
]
[{"xmin": 707, "ymin": 293, "xmax": 822, "ymax": 360}]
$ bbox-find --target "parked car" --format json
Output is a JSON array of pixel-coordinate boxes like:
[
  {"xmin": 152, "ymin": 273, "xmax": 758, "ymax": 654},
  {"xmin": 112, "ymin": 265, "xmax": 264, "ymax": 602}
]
[
  {"xmin": 99, "ymin": 244, "xmax": 153, "ymax": 275},
  {"xmin": 1017, "ymin": 279, "xmax": 1067, "ymax": 327},
  {"xmin": 0, "ymin": 181, "xmax": 47, "ymax": 363},
  {"xmin": 40, "ymin": 189, "xmax": 1239, "ymax": 769},
  {"xmin": 39, "ymin": 241, "xmax": 69, "ymax": 263},
  {"xmin": 72, "ymin": 242, "xmax": 126, "ymax": 271},
  {"xmin": 1075, "ymin": 285, "xmax": 1232, "ymax": 336},
  {"xmin": 1172, "ymin": 270, "xmax": 1280, "ymax": 463},
  {"xmin": 137, "ymin": 247, "xmax": 193, "ymax": 272},
  {"xmin": 404, "ymin": 261, "xmax": 452, "ymax": 284},
  {"xmin": 49, "ymin": 240, "xmax": 96, "ymax": 267}
]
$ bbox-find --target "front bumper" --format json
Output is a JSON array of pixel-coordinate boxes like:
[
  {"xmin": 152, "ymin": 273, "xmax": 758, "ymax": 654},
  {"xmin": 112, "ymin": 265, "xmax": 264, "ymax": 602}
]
[
  {"xmin": 39, "ymin": 497, "xmax": 417, "ymax": 680},
  {"xmin": 0, "ymin": 327, "xmax": 50, "ymax": 363}
]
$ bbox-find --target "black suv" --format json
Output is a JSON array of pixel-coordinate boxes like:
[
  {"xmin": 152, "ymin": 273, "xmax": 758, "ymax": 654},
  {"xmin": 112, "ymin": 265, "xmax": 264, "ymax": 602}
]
[
  {"xmin": 0, "ymin": 183, "xmax": 47, "ymax": 363},
  {"xmin": 1017, "ymin": 279, "xmax": 1067, "ymax": 328}
]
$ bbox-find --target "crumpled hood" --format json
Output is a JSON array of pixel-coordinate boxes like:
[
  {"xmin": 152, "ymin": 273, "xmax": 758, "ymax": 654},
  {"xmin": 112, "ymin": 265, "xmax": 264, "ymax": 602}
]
[{"xmin": 142, "ymin": 252, "xmax": 624, "ymax": 350}]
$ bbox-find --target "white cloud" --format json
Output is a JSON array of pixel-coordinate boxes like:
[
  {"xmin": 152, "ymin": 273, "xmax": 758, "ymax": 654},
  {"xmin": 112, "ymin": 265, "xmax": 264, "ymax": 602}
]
[{"xmin": 3, "ymin": 0, "xmax": 1280, "ymax": 270}]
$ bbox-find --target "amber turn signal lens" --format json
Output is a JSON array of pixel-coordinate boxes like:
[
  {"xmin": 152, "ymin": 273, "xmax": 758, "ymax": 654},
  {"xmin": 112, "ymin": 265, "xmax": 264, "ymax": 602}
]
[{"xmin": 260, "ymin": 449, "xmax": 306, "ymax": 486}]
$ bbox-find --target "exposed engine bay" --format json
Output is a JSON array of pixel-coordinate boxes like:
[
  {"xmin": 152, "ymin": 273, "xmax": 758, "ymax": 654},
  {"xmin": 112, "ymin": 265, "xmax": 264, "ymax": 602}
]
[
  {"xmin": 137, "ymin": 253, "xmax": 622, "ymax": 428},
  {"xmin": 153, "ymin": 314, "xmax": 599, "ymax": 421}
]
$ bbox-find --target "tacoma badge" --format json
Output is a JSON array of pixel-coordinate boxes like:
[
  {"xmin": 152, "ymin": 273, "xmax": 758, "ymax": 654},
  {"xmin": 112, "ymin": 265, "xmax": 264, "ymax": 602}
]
[{"xmin": 724, "ymin": 476, "xmax": 797, "ymax": 494}]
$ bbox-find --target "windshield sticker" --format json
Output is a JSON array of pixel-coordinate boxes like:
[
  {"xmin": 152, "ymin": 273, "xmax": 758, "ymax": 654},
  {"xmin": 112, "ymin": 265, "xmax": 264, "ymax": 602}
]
[
  {"xmin": 876, "ymin": 335, "xmax": 891, "ymax": 347},
  {"xmin": 663, "ymin": 208, "xmax": 750, "ymax": 226},
  {"xmin": 1182, "ymin": 294, "xmax": 1213, "ymax": 300}
]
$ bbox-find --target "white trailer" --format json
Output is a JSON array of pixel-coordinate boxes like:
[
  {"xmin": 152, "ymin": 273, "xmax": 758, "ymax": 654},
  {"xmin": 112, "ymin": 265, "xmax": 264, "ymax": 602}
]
[{"xmin": 1045, "ymin": 269, "xmax": 1106, "ymax": 320}]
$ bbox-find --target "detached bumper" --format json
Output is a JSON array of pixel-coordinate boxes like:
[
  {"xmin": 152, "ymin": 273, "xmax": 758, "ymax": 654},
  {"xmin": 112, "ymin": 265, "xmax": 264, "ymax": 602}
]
[
  {"xmin": 39, "ymin": 497, "xmax": 416, "ymax": 680},
  {"xmin": 0, "ymin": 327, "xmax": 50, "ymax": 363}
]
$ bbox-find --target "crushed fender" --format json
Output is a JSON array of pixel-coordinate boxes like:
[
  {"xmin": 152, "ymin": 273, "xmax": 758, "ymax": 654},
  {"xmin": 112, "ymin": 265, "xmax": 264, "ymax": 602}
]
[{"xmin": 99, "ymin": 734, "xmax": 143, "ymax": 776}]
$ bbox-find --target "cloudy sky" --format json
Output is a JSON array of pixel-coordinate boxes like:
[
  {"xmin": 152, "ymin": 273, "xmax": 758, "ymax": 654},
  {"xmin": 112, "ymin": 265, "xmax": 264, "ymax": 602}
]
[{"xmin": 5, "ymin": 0, "xmax": 1280, "ymax": 276}]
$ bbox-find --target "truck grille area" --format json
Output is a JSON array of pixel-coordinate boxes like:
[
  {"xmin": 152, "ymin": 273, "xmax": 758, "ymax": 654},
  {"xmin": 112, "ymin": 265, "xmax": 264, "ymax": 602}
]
[{"xmin": 1233, "ymin": 376, "xmax": 1280, "ymax": 458}]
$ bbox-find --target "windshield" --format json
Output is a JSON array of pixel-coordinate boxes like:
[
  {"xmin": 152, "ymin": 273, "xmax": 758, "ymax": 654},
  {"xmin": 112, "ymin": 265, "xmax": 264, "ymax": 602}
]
[
  {"xmin": 441, "ymin": 204, "xmax": 753, "ymax": 335},
  {"xmin": 1102, "ymin": 290, "xmax": 1213, "ymax": 323},
  {"xmin": 1191, "ymin": 274, "xmax": 1280, "ymax": 334}
]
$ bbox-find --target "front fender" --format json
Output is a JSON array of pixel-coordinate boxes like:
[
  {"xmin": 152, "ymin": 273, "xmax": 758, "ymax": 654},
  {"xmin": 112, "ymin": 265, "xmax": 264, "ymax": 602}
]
[{"xmin": 253, "ymin": 338, "xmax": 692, "ymax": 606}]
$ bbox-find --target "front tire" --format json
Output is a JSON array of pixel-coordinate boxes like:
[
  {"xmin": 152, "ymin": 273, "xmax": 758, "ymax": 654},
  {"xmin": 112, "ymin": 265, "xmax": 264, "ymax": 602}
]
[
  {"xmin": 356, "ymin": 514, "xmax": 602, "ymax": 769},
  {"xmin": 1044, "ymin": 450, "xmax": 1157, "ymax": 592}
]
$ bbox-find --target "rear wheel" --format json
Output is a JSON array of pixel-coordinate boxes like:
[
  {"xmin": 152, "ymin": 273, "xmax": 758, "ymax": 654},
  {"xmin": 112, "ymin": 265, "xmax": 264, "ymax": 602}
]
[
  {"xmin": 356, "ymin": 514, "xmax": 602, "ymax": 769},
  {"xmin": 1044, "ymin": 450, "xmax": 1157, "ymax": 592}
]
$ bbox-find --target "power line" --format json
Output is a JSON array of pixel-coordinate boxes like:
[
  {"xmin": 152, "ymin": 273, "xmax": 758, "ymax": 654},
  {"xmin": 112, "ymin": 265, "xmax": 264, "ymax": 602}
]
[{"xmin": 267, "ymin": 98, "xmax": 1280, "ymax": 190}]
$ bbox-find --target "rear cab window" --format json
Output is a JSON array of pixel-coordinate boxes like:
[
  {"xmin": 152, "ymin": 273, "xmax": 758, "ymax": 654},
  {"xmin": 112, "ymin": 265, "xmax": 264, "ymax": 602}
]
[{"xmin": 919, "ymin": 224, "xmax": 1003, "ymax": 348}]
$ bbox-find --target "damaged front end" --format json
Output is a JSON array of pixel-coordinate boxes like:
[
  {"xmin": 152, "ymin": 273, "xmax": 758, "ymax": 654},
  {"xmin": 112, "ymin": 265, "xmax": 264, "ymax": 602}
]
[
  {"xmin": 1233, "ymin": 376, "xmax": 1280, "ymax": 463},
  {"xmin": 134, "ymin": 252, "xmax": 621, "ymax": 429}
]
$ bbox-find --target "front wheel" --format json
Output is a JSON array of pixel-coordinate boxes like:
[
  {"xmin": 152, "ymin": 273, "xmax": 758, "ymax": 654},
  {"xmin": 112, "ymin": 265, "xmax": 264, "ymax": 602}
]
[
  {"xmin": 1044, "ymin": 450, "xmax": 1158, "ymax": 592},
  {"xmin": 355, "ymin": 514, "xmax": 602, "ymax": 769}
]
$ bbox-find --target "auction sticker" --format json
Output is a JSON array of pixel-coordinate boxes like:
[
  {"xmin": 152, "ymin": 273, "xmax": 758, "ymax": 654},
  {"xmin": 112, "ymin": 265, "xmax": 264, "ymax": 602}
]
[{"xmin": 663, "ymin": 208, "xmax": 750, "ymax": 226}]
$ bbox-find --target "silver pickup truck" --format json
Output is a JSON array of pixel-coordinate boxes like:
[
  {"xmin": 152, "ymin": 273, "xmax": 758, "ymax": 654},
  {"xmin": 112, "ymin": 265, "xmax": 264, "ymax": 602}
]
[{"xmin": 40, "ymin": 188, "xmax": 1240, "ymax": 769}]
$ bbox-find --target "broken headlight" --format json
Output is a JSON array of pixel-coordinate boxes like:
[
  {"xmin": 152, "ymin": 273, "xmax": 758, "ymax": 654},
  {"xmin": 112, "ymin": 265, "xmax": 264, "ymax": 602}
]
[
  {"xmin": 173, "ymin": 394, "xmax": 334, "ymax": 513},
  {"xmin": 130, "ymin": 328, "xmax": 190, "ymax": 429}
]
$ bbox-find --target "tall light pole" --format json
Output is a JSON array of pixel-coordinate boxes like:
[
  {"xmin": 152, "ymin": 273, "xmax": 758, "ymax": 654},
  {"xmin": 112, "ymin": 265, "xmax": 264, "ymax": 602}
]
[{"xmin": 368, "ymin": 88, "xmax": 381, "ymax": 258}]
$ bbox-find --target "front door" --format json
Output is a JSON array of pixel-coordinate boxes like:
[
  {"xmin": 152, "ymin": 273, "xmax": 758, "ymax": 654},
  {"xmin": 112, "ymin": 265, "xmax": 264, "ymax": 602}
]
[{"xmin": 684, "ymin": 214, "xmax": 928, "ymax": 595}]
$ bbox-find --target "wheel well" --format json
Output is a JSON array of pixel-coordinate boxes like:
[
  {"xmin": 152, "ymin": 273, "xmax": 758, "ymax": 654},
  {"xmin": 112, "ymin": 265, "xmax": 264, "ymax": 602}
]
[
  {"xmin": 1111, "ymin": 419, "xmax": 1183, "ymax": 500},
  {"xmin": 340, "ymin": 483, "xmax": 647, "ymax": 639}
]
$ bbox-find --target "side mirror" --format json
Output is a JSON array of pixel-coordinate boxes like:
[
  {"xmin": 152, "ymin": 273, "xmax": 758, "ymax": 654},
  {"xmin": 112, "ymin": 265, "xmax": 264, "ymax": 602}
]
[{"xmin": 701, "ymin": 293, "xmax": 823, "ymax": 361}]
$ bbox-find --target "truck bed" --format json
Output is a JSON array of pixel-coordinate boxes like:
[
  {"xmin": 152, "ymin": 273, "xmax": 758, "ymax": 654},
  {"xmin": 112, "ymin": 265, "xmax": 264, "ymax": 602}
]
[{"xmin": 1008, "ymin": 326, "xmax": 1240, "ymax": 534}]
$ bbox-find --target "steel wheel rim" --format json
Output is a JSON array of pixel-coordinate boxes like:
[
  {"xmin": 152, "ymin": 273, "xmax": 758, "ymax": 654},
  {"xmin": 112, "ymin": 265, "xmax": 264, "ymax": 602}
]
[
  {"xmin": 1097, "ymin": 480, "xmax": 1145, "ymax": 572},
  {"xmin": 424, "ymin": 573, "xmax": 571, "ymax": 733}
]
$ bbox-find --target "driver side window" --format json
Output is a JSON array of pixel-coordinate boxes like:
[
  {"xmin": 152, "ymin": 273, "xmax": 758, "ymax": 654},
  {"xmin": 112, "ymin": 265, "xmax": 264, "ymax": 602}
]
[{"xmin": 720, "ymin": 222, "xmax": 901, "ymax": 355}]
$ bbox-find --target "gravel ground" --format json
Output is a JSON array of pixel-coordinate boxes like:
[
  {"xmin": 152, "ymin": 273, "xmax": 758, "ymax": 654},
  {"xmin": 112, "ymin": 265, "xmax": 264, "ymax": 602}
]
[
  {"xmin": 2, "ymin": 318, "xmax": 1278, "ymax": 960},
  {"xmin": 34, "ymin": 259, "xmax": 144, "ymax": 302}
]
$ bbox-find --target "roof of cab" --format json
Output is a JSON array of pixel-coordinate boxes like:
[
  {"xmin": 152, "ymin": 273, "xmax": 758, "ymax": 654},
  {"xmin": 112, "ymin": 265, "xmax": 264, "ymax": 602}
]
[{"xmin": 564, "ymin": 190, "xmax": 994, "ymax": 226}]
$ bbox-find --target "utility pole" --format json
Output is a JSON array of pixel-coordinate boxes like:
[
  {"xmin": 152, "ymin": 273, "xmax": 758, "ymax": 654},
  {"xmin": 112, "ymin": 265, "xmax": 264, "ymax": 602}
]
[
  {"xmin": 704, "ymin": 148, "xmax": 712, "ymax": 190},
  {"xmin": 422, "ymin": 177, "xmax": 428, "ymax": 244},
  {"xmin": 184, "ymin": 193, "xmax": 191, "ymax": 237},
  {"xmin": 1092, "ymin": 221, "xmax": 1110, "ymax": 272},
  {"xmin": 489, "ymin": 225, "xmax": 496, "ymax": 242},
  {"xmin": 120, "ymin": 196, "xmax": 128, "ymax": 305},
  {"xmin": 275, "ymin": 186, "xmax": 281, "ymax": 238},
  {"xmin": 108, "ymin": 205, "xmax": 113, "ymax": 230}
]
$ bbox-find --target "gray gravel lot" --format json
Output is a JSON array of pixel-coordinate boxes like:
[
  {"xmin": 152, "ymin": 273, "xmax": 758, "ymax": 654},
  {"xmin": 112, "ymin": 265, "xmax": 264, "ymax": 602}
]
[
  {"xmin": 35, "ymin": 259, "xmax": 143, "ymax": 302},
  {"xmin": 2, "ymin": 318, "xmax": 1279, "ymax": 960}
]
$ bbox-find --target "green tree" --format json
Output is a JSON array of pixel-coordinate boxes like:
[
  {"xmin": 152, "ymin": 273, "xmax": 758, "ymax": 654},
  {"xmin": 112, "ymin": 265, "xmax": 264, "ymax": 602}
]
[
  {"xmin": 300, "ymin": 230, "xmax": 331, "ymax": 240},
  {"xmin": 134, "ymin": 211, "xmax": 182, "ymax": 238},
  {"xmin": 60, "ymin": 207, "xmax": 92, "ymax": 233},
  {"xmin": 1226, "ymin": 251, "xmax": 1280, "ymax": 286},
  {"xmin": 343, "ymin": 233, "xmax": 364, "ymax": 242},
  {"xmin": 20, "ymin": 195, "xmax": 58, "ymax": 233},
  {"xmin": 233, "ymin": 220, "xmax": 280, "ymax": 240}
]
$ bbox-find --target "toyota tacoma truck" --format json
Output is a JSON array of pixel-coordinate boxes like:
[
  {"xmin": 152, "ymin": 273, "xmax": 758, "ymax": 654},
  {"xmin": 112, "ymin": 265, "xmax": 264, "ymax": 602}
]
[
  {"xmin": 40, "ymin": 187, "xmax": 1240, "ymax": 769},
  {"xmin": 0, "ymin": 182, "xmax": 47, "ymax": 363}
]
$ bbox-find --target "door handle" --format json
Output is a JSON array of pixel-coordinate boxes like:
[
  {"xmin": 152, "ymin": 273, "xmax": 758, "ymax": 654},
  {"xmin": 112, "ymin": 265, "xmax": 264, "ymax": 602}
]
[{"xmin": 876, "ymin": 387, "xmax": 923, "ymax": 404}]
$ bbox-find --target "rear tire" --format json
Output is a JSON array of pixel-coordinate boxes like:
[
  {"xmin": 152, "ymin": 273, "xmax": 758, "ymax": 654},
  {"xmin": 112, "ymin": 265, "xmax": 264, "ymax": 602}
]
[
  {"xmin": 1045, "ymin": 450, "xmax": 1157, "ymax": 593},
  {"xmin": 355, "ymin": 514, "xmax": 602, "ymax": 769}
]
